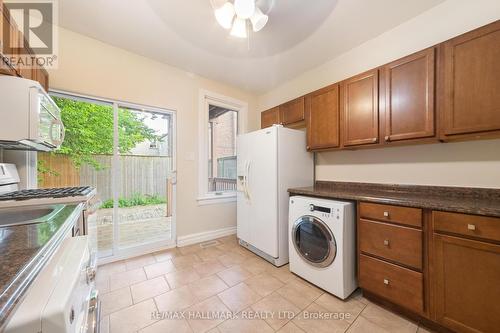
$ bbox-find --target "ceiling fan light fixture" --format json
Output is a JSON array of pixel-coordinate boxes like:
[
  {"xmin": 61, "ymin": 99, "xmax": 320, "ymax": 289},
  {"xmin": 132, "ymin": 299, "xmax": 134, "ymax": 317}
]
[
  {"xmin": 230, "ymin": 17, "xmax": 247, "ymax": 38},
  {"xmin": 234, "ymin": 0, "xmax": 255, "ymax": 19},
  {"xmin": 214, "ymin": 2, "xmax": 235, "ymax": 29},
  {"xmin": 250, "ymin": 6, "xmax": 268, "ymax": 32}
]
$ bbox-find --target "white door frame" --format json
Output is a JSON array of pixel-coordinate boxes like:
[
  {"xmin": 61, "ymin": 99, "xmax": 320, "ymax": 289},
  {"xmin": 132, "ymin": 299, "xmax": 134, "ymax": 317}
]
[{"xmin": 50, "ymin": 89, "xmax": 178, "ymax": 264}]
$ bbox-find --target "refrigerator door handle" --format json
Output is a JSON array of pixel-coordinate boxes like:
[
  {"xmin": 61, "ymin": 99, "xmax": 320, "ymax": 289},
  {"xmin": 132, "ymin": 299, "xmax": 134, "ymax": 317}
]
[
  {"xmin": 244, "ymin": 160, "xmax": 248, "ymax": 199},
  {"xmin": 245, "ymin": 160, "xmax": 251, "ymax": 201}
]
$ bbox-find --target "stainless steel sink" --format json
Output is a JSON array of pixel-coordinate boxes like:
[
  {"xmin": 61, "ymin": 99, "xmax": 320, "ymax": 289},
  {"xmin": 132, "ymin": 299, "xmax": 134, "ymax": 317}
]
[{"xmin": 0, "ymin": 205, "xmax": 65, "ymax": 227}]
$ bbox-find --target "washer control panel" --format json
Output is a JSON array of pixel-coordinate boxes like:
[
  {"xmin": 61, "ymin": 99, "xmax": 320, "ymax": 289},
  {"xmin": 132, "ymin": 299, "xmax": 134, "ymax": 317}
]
[{"xmin": 308, "ymin": 204, "xmax": 340, "ymax": 220}]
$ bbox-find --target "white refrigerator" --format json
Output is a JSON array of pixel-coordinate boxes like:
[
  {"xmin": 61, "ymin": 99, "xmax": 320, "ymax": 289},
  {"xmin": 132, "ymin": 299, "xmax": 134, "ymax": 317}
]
[{"xmin": 237, "ymin": 125, "xmax": 314, "ymax": 266}]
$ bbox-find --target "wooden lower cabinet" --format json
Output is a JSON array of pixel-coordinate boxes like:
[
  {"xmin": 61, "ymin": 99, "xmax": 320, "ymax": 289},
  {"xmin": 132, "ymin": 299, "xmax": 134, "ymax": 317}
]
[
  {"xmin": 432, "ymin": 233, "xmax": 500, "ymax": 333},
  {"xmin": 359, "ymin": 219, "xmax": 422, "ymax": 270},
  {"xmin": 359, "ymin": 254, "xmax": 424, "ymax": 313},
  {"xmin": 359, "ymin": 202, "xmax": 500, "ymax": 333},
  {"xmin": 359, "ymin": 202, "xmax": 422, "ymax": 227},
  {"xmin": 358, "ymin": 202, "xmax": 425, "ymax": 315}
]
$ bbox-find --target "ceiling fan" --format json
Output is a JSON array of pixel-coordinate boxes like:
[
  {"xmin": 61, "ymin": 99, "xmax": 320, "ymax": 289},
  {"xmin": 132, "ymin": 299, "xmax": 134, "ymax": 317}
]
[{"xmin": 211, "ymin": 0, "xmax": 271, "ymax": 38}]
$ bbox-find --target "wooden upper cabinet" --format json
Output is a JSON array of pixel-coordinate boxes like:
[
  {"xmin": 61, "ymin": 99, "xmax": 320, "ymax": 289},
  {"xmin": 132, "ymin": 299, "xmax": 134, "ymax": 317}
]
[
  {"xmin": 442, "ymin": 20, "xmax": 500, "ymax": 138},
  {"xmin": 261, "ymin": 107, "xmax": 280, "ymax": 129},
  {"xmin": 0, "ymin": 1, "xmax": 4, "ymax": 54},
  {"xmin": 35, "ymin": 67, "xmax": 49, "ymax": 91},
  {"xmin": 384, "ymin": 48, "xmax": 435, "ymax": 142},
  {"xmin": 432, "ymin": 233, "xmax": 500, "ymax": 333},
  {"xmin": 342, "ymin": 69, "xmax": 379, "ymax": 146},
  {"xmin": 0, "ymin": 6, "xmax": 16, "ymax": 76},
  {"xmin": 306, "ymin": 84, "xmax": 340, "ymax": 150},
  {"xmin": 280, "ymin": 97, "xmax": 305, "ymax": 125}
]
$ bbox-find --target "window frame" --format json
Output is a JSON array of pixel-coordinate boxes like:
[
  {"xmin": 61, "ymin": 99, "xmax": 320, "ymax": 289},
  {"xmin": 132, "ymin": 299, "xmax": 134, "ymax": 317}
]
[{"xmin": 197, "ymin": 89, "xmax": 247, "ymax": 205}]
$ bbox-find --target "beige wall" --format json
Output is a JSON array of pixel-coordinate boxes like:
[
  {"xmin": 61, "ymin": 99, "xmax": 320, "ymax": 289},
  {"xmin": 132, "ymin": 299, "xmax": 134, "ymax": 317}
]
[
  {"xmin": 48, "ymin": 28, "xmax": 259, "ymax": 237},
  {"xmin": 257, "ymin": 0, "xmax": 500, "ymax": 188}
]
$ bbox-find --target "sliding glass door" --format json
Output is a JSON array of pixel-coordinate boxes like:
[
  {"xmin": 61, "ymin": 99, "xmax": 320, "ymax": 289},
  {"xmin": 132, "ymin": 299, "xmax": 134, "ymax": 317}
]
[
  {"xmin": 116, "ymin": 106, "xmax": 175, "ymax": 250},
  {"xmin": 39, "ymin": 92, "xmax": 176, "ymax": 260}
]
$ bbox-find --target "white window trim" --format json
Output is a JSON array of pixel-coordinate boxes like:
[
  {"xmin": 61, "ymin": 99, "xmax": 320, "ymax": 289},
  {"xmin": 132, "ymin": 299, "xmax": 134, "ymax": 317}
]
[{"xmin": 197, "ymin": 89, "xmax": 247, "ymax": 205}]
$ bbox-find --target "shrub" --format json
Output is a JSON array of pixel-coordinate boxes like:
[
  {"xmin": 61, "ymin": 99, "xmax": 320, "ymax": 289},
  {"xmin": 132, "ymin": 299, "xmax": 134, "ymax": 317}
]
[{"xmin": 100, "ymin": 194, "xmax": 166, "ymax": 208}]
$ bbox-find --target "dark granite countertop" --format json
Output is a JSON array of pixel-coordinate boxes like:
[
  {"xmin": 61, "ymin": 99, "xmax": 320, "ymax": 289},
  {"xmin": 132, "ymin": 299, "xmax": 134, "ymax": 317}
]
[
  {"xmin": 289, "ymin": 181, "xmax": 500, "ymax": 218},
  {"xmin": 0, "ymin": 204, "xmax": 83, "ymax": 330}
]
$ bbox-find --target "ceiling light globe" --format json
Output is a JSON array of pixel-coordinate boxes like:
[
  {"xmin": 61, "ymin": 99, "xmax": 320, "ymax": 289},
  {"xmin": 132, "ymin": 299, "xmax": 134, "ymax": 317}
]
[
  {"xmin": 230, "ymin": 17, "xmax": 247, "ymax": 38},
  {"xmin": 250, "ymin": 6, "xmax": 268, "ymax": 32},
  {"xmin": 234, "ymin": 0, "xmax": 255, "ymax": 19},
  {"xmin": 215, "ymin": 2, "xmax": 235, "ymax": 29}
]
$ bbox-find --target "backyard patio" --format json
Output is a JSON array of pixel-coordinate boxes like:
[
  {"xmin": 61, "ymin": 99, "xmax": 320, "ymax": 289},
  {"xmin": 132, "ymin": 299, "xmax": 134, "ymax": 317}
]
[{"xmin": 89, "ymin": 204, "xmax": 172, "ymax": 252}]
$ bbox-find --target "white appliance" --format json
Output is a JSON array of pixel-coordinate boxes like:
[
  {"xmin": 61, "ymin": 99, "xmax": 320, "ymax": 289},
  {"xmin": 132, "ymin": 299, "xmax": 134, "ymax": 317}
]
[
  {"xmin": 0, "ymin": 76, "xmax": 64, "ymax": 151},
  {"xmin": 237, "ymin": 125, "xmax": 313, "ymax": 266},
  {"xmin": 5, "ymin": 236, "xmax": 99, "ymax": 333},
  {"xmin": 289, "ymin": 196, "xmax": 357, "ymax": 299},
  {"xmin": 0, "ymin": 163, "xmax": 98, "ymax": 238}
]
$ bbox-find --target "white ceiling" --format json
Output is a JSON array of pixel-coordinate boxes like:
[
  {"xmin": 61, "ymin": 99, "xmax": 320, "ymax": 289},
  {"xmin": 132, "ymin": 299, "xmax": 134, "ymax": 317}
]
[{"xmin": 58, "ymin": 0, "xmax": 445, "ymax": 93}]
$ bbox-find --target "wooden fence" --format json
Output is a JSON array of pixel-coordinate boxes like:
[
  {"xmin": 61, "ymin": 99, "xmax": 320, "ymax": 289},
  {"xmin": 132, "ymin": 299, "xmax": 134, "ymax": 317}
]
[
  {"xmin": 38, "ymin": 153, "xmax": 172, "ymax": 201},
  {"xmin": 208, "ymin": 177, "xmax": 237, "ymax": 192}
]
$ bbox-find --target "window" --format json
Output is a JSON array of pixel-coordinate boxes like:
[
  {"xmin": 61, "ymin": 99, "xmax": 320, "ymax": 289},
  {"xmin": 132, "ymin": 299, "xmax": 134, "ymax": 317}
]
[{"xmin": 198, "ymin": 90, "xmax": 247, "ymax": 205}]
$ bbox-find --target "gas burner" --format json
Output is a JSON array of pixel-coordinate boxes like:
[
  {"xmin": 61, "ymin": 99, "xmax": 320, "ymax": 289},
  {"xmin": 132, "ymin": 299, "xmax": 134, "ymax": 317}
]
[{"xmin": 0, "ymin": 186, "xmax": 93, "ymax": 201}]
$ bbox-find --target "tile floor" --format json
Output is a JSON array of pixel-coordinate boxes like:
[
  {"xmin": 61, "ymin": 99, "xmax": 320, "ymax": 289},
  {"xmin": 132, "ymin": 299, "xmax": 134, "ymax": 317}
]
[{"xmin": 97, "ymin": 235, "xmax": 432, "ymax": 333}]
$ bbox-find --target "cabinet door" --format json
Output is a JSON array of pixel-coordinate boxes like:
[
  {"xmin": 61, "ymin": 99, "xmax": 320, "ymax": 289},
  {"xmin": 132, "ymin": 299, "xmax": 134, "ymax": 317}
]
[
  {"xmin": 433, "ymin": 233, "xmax": 500, "ymax": 333},
  {"xmin": 442, "ymin": 21, "xmax": 500, "ymax": 137},
  {"xmin": 343, "ymin": 69, "xmax": 379, "ymax": 146},
  {"xmin": 261, "ymin": 107, "xmax": 280, "ymax": 129},
  {"xmin": 0, "ymin": 3, "xmax": 16, "ymax": 76},
  {"xmin": 384, "ymin": 48, "xmax": 435, "ymax": 142},
  {"xmin": 36, "ymin": 67, "xmax": 49, "ymax": 91},
  {"xmin": 7, "ymin": 14, "xmax": 22, "ymax": 75},
  {"xmin": 306, "ymin": 84, "xmax": 340, "ymax": 150},
  {"xmin": 280, "ymin": 97, "xmax": 305, "ymax": 125}
]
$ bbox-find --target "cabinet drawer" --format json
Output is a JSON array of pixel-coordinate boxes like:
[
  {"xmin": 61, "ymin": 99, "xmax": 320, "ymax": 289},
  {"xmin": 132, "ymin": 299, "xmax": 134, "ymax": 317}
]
[
  {"xmin": 433, "ymin": 211, "xmax": 500, "ymax": 243},
  {"xmin": 359, "ymin": 219, "xmax": 422, "ymax": 270},
  {"xmin": 360, "ymin": 202, "xmax": 422, "ymax": 227},
  {"xmin": 359, "ymin": 254, "xmax": 423, "ymax": 313}
]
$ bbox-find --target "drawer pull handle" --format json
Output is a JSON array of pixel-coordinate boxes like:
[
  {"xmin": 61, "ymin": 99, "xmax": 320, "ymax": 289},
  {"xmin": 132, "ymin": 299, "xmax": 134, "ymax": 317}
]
[
  {"xmin": 467, "ymin": 224, "xmax": 476, "ymax": 231},
  {"xmin": 383, "ymin": 279, "xmax": 390, "ymax": 285},
  {"xmin": 383, "ymin": 211, "xmax": 390, "ymax": 217},
  {"xmin": 383, "ymin": 239, "xmax": 390, "ymax": 246}
]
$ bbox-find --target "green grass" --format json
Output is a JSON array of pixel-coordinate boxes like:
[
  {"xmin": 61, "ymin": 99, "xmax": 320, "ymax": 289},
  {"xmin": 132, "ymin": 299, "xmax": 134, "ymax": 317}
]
[{"xmin": 101, "ymin": 194, "xmax": 167, "ymax": 209}]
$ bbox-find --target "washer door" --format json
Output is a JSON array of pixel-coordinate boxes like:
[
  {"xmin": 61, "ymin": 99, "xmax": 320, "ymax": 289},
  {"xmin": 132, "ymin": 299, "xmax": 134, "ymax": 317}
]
[{"xmin": 292, "ymin": 215, "xmax": 336, "ymax": 268}]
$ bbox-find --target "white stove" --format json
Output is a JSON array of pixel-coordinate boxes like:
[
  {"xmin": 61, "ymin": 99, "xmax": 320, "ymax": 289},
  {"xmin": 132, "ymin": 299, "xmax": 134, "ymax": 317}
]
[
  {"xmin": 0, "ymin": 163, "xmax": 100, "ymax": 333},
  {"xmin": 0, "ymin": 163, "xmax": 98, "ymax": 237},
  {"xmin": 0, "ymin": 163, "xmax": 96, "ymax": 209}
]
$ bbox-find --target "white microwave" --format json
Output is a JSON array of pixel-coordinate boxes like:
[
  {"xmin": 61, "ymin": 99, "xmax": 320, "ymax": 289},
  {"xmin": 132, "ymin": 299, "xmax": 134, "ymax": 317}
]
[{"xmin": 0, "ymin": 76, "xmax": 65, "ymax": 151}]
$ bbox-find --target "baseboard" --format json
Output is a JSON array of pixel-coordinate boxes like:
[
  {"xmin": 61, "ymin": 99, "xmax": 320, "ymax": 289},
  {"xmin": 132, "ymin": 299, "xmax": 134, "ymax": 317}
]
[{"xmin": 176, "ymin": 226, "xmax": 236, "ymax": 247}]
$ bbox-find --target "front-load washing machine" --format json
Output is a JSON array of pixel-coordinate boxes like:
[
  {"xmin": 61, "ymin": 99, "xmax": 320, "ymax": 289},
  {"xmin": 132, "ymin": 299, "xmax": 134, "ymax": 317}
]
[{"xmin": 289, "ymin": 196, "xmax": 357, "ymax": 299}]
